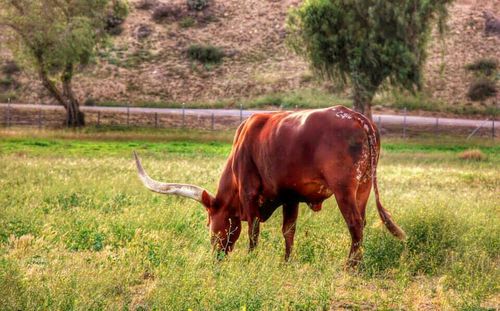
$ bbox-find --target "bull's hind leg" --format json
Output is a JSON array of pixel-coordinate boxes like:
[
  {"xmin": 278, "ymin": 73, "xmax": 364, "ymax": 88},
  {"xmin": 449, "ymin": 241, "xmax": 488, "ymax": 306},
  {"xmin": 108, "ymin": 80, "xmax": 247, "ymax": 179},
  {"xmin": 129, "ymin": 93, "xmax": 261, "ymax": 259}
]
[
  {"xmin": 356, "ymin": 180, "xmax": 372, "ymax": 228},
  {"xmin": 282, "ymin": 202, "xmax": 299, "ymax": 261},
  {"xmin": 331, "ymin": 183, "xmax": 364, "ymax": 268}
]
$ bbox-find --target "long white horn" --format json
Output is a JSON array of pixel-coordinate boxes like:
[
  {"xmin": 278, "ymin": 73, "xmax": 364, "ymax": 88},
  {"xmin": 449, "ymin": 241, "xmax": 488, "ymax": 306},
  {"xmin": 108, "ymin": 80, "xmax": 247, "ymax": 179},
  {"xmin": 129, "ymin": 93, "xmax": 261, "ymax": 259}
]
[{"xmin": 133, "ymin": 151, "xmax": 212, "ymax": 203}]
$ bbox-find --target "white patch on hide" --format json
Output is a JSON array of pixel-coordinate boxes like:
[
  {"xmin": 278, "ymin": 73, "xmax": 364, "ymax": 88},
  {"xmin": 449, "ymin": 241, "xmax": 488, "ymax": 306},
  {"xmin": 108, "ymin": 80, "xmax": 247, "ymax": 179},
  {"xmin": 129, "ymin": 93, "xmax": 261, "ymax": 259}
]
[
  {"xmin": 335, "ymin": 111, "xmax": 353, "ymax": 120},
  {"xmin": 354, "ymin": 142, "xmax": 370, "ymax": 182}
]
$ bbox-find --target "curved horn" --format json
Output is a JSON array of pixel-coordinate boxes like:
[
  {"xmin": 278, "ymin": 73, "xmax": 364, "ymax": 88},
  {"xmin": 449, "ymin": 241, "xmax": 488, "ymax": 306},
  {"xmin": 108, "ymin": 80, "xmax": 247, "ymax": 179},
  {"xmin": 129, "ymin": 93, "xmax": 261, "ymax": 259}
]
[{"xmin": 133, "ymin": 151, "xmax": 213, "ymax": 203}]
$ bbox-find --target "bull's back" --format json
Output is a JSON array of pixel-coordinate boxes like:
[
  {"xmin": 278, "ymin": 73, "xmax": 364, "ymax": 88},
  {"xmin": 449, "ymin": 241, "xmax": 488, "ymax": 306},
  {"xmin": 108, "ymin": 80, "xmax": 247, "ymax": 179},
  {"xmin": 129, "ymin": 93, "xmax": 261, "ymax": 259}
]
[{"xmin": 238, "ymin": 106, "xmax": 369, "ymax": 197}]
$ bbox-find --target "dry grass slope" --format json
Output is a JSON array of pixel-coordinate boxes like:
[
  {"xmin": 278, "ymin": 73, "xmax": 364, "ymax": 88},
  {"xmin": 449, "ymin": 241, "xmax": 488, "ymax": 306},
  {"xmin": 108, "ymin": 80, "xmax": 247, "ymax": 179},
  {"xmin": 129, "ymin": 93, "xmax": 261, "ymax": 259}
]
[{"xmin": 0, "ymin": 0, "xmax": 498, "ymax": 113}]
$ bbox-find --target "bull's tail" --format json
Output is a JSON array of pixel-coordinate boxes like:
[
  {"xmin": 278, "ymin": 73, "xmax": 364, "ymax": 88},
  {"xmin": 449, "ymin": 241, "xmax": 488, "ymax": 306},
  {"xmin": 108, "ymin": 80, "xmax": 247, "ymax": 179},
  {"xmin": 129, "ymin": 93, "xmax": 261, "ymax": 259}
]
[{"xmin": 362, "ymin": 116, "xmax": 406, "ymax": 240}]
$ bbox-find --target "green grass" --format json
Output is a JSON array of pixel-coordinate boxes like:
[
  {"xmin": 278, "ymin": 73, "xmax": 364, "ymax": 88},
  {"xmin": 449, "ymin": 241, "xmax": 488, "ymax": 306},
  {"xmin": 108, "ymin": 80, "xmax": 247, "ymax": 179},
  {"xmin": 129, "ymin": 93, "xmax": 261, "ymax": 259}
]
[
  {"xmin": 0, "ymin": 129, "xmax": 498, "ymax": 310},
  {"xmin": 385, "ymin": 93, "xmax": 500, "ymax": 116},
  {"xmin": 0, "ymin": 90, "xmax": 18, "ymax": 103},
  {"xmin": 94, "ymin": 88, "xmax": 351, "ymax": 110},
  {"xmin": 179, "ymin": 17, "xmax": 196, "ymax": 28},
  {"xmin": 240, "ymin": 89, "xmax": 352, "ymax": 110}
]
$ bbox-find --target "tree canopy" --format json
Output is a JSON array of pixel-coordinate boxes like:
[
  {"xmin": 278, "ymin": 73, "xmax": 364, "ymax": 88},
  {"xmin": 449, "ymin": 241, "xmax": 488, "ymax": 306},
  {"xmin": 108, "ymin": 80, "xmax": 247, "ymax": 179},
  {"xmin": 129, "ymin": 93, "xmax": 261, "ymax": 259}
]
[
  {"xmin": 287, "ymin": 0, "xmax": 452, "ymax": 119},
  {"xmin": 0, "ymin": 0, "xmax": 127, "ymax": 127}
]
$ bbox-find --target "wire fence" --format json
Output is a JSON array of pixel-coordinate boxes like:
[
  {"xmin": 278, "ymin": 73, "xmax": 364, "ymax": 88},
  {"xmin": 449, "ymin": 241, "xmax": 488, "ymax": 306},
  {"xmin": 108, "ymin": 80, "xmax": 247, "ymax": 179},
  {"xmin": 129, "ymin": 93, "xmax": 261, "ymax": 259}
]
[{"xmin": 0, "ymin": 102, "xmax": 497, "ymax": 140}]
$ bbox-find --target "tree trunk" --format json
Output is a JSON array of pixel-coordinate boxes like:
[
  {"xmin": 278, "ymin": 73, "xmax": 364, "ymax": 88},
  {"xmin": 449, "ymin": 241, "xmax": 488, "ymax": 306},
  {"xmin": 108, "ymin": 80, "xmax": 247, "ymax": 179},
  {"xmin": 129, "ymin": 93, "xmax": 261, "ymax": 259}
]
[
  {"xmin": 36, "ymin": 55, "xmax": 84, "ymax": 127},
  {"xmin": 38, "ymin": 65, "xmax": 67, "ymax": 109},
  {"xmin": 62, "ymin": 63, "xmax": 85, "ymax": 127},
  {"xmin": 353, "ymin": 85, "xmax": 374, "ymax": 121}
]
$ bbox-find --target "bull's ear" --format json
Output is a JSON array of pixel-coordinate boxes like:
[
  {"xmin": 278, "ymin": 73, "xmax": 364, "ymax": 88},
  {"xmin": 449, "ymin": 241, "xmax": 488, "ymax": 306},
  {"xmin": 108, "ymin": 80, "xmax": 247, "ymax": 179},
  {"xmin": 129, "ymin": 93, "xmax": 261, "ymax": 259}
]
[{"xmin": 201, "ymin": 190, "xmax": 215, "ymax": 209}]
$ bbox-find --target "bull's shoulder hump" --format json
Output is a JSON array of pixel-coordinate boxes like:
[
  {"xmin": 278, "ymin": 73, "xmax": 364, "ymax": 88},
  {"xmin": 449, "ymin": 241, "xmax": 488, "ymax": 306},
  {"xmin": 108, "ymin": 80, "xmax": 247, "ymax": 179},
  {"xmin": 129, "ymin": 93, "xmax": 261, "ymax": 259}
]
[
  {"xmin": 243, "ymin": 111, "xmax": 291, "ymax": 132},
  {"xmin": 281, "ymin": 106, "xmax": 370, "ymax": 135},
  {"xmin": 282, "ymin": 107, "xmax": 338, "ymax": 128}
]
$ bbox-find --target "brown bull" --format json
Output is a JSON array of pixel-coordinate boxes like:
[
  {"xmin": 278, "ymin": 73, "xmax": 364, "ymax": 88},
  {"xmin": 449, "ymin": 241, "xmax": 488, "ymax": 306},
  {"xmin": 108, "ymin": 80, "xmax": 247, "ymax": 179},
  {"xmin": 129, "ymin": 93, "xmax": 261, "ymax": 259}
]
[{"xmin": 134, "ymin": 106, "xmax": 405, "ymax": 266}]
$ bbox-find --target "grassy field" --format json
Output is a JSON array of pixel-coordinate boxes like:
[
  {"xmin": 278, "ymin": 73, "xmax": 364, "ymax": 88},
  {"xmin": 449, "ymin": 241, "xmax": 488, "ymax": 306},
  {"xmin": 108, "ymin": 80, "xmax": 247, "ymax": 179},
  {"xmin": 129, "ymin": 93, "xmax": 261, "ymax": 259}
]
[{"xmin": 0, "ymin": 128, "xmax": 499, "ymax": 310}]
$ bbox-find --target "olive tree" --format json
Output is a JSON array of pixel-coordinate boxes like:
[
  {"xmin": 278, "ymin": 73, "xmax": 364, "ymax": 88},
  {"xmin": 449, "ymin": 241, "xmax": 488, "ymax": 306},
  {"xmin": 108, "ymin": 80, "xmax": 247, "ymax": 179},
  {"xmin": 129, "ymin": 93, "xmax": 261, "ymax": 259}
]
[
  {"xmin": 0, "ymin": 0, "xmax": 127, "ymax": 127},
  {"xmin": 287, "ymin": 0, "xmax": 452, "ymax": 119}
]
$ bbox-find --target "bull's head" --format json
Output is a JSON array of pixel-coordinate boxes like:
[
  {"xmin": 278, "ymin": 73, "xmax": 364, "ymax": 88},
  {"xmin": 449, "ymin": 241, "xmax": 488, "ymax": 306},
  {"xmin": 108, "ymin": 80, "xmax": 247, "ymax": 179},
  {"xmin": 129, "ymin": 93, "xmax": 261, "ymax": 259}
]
[{"xmin": 133, "ymin": 152, "xmax": 241, "ymax": 255}]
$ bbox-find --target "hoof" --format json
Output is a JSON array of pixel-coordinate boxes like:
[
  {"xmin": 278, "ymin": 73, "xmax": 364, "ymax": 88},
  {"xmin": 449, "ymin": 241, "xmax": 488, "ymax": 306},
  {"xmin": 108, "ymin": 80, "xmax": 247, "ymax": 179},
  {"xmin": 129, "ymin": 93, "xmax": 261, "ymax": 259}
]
[
  {"xmin": 344, "ymin": 259, "xmax": 361, "ymax": 272},
  {"xmin": 344, "ymin": 252, "xmax": 363, "ymax": 271}
]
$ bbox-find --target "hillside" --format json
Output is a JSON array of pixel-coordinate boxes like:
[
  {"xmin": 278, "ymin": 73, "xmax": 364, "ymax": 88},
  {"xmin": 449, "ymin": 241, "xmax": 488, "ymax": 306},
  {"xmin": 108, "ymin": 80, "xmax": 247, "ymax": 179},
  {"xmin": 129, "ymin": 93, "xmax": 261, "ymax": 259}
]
[{"xmin": 1, "ymin": 0, "xmax": 499, "ymax": 114}]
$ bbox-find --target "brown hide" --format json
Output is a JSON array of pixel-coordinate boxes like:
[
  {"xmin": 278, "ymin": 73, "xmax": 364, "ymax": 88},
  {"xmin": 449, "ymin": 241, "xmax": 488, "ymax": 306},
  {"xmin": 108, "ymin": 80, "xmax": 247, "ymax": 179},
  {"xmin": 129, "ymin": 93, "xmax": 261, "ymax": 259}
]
[{"xmin": 136, "ymin": 105, "xmax": 405, "ymax": 266}]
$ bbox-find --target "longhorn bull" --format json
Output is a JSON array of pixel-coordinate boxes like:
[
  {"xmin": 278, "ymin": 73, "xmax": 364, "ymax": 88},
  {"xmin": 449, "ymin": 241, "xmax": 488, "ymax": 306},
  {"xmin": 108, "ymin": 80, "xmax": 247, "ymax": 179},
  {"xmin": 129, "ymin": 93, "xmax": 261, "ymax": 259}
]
[{"xmin": 134, "ymin": 106, "xmax": 405, "ymax": 266}]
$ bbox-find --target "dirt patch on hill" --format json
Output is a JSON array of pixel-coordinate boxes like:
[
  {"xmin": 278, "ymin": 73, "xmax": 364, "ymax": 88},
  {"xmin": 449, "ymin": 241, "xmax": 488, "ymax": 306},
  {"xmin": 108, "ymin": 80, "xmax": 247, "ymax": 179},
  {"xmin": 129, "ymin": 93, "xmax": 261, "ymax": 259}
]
[
  {"xmin": 424, "ymin": 0, "xmax": 499, "ymax": 105},
  {"xmin": 1, "ymin": 0, "xmax": 499, "ymax": 109}
]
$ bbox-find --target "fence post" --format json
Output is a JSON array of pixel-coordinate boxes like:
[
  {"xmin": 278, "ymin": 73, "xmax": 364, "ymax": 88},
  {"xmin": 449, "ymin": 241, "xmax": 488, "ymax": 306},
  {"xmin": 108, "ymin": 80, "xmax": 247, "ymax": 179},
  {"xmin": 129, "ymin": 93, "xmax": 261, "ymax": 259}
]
[
  {"xmin": 211, "ymin": 113, "xmax": 215, "ymax": 131},
  {"xmin": 38, "ymin": 105, "xmax": 42, "ymax": 129},
  {"xmin": 240, "ymin": 103, "xmax": 243, "ymax": 123},
  {"xmin": 403, "ymin": 107, "xmax": 407, "ymax": 139},
  {"xmin": 3, "ymin": 101, "xmax": 7, "ymax": 126},
  {"xmin": 377, "ymin": 116, "xmax": 381, "ymax": 129},
  {"xmin": 493, "ymin": 119, "xmax": 496, "ymax": 139},
  {"xmin": 435, "ymin": 117, "xmax": 439, "ymax": 137},
  {"xmin": 97, "ymin": 111, "xmax": 101, "ymax": 127},
  {"xmin": 155, "ymin": 112, "xmax": 158, "ymax": 128},
  {"xmin": 127, "ymin": 103, "xmax": 130, "ymax": 126},
  {"xmin": 182, "ymin": 103, "xmax": 185, "ymax": 128},
  {"xmin": 7, "ymin": 98, "xmax": 11, "ymax": 127}
]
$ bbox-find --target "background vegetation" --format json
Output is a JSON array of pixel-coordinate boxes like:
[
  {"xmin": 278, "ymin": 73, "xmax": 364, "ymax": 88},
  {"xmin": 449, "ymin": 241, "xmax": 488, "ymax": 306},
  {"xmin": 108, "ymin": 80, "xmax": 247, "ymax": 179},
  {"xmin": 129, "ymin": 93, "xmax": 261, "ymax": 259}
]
[
  {"xmin": 1, "ymin": 0, "xmax": 497, "ymax": 118},
  {"xmin": 286, "ymin": 0, "xmax": 453, "ymax": 119},
  {"xmin": 0, "ymin": 0, "xmax": 128, "ymax": 127}
]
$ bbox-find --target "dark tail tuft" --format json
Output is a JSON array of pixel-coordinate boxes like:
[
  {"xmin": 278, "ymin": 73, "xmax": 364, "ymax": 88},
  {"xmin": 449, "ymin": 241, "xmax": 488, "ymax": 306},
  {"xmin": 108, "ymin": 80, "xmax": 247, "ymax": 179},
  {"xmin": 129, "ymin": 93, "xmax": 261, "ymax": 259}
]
[{"xmin": 375, "ymin": 196, "xmax": 406, "ymax": 240}]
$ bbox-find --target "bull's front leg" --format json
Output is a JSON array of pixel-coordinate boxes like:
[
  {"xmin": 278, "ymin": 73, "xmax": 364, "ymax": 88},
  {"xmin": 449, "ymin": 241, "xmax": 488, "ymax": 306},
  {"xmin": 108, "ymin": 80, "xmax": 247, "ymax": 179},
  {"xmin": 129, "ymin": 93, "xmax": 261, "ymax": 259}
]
[
  {"xmin": 282, "ymin": 202, "xmax": 299, "ymax": 261},
  {"xmin": 240, "ymin": 191, "xmax": 262, "ymax": 252},
  {"xmin": 248, "ymin": 215, "xmax": 260, "ymax": 251},
  {"xmin": 237, "ymin": 169, "xmax": 263, "ymax": 253}
]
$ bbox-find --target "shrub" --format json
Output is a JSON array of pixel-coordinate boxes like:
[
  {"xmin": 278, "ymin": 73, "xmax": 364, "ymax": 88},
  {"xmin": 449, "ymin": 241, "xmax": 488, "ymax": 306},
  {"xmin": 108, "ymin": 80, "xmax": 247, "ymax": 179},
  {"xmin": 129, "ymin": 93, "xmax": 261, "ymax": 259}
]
[
  {"xmin": 135, "ymin": 0, "xmax": 158, "ymax": 10},
  {"xmin": 363, "ymin": 209, "xmax": 464, "ymax": 276},
  {"xmin": 0, "ymin": 77, "xmax": 19, "ymax": 91},
  {"xmin": 136, "ymin": 24, "xmax": 153, "ymax": 39},
  {"xmin": 0, "ymin": 77, "xmax": 14, "ymax": 89},
  {"xmin": 362, "ymin": 228, "xmax": 405, "ymax": 275},
  {"xmin": 105, "ymin": 14, "xmax": 125, "ymax": 35},
  {"xmin": 105, "ymin": 0, "xmax": 128, "ymax": 35},
  {"xmin": 106, "ymin": 23, "xmax": 124, "ymax": 36},
  {"xmin": 403, "ymin": 212, "xmax": 462, "ymax": 275},
  {"xmin": 466, "ymin": 79, "xmax": 497, "ymax": 101},
  {"xmin": 1, "ymin": 61, "xmax": 20, "ymax": 75},
  {"xmin": 111, "ymin": 0, "xmax": 129, "ymax": 20},
  {"xmin": 483, "ymin": 11, "xmax": 500, "ymax": 36},
  {"xmin": 187, "ymin": 0, "xmax": 209, "ymax": 11},
  {"xmin": 152, "ymin": 4, "xmax": 185, "ymax": 23},
  {"xmin": 179, "ymin": 17, "xmax": 196, "ymax": 28},
  {"xmin": 187, "ymin": 44, "xmax": 224, "ymax": 64},
  {"xmin": 465, "ymin": 58, "xmax": 498, "ymax": 76},
  {"xmin": 458, "ymin": 149, "xmax": 486, "ymax": 161},
  {"xmin": 84, "ymin": 97, "xmax": 97, "ymax": 106}
]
